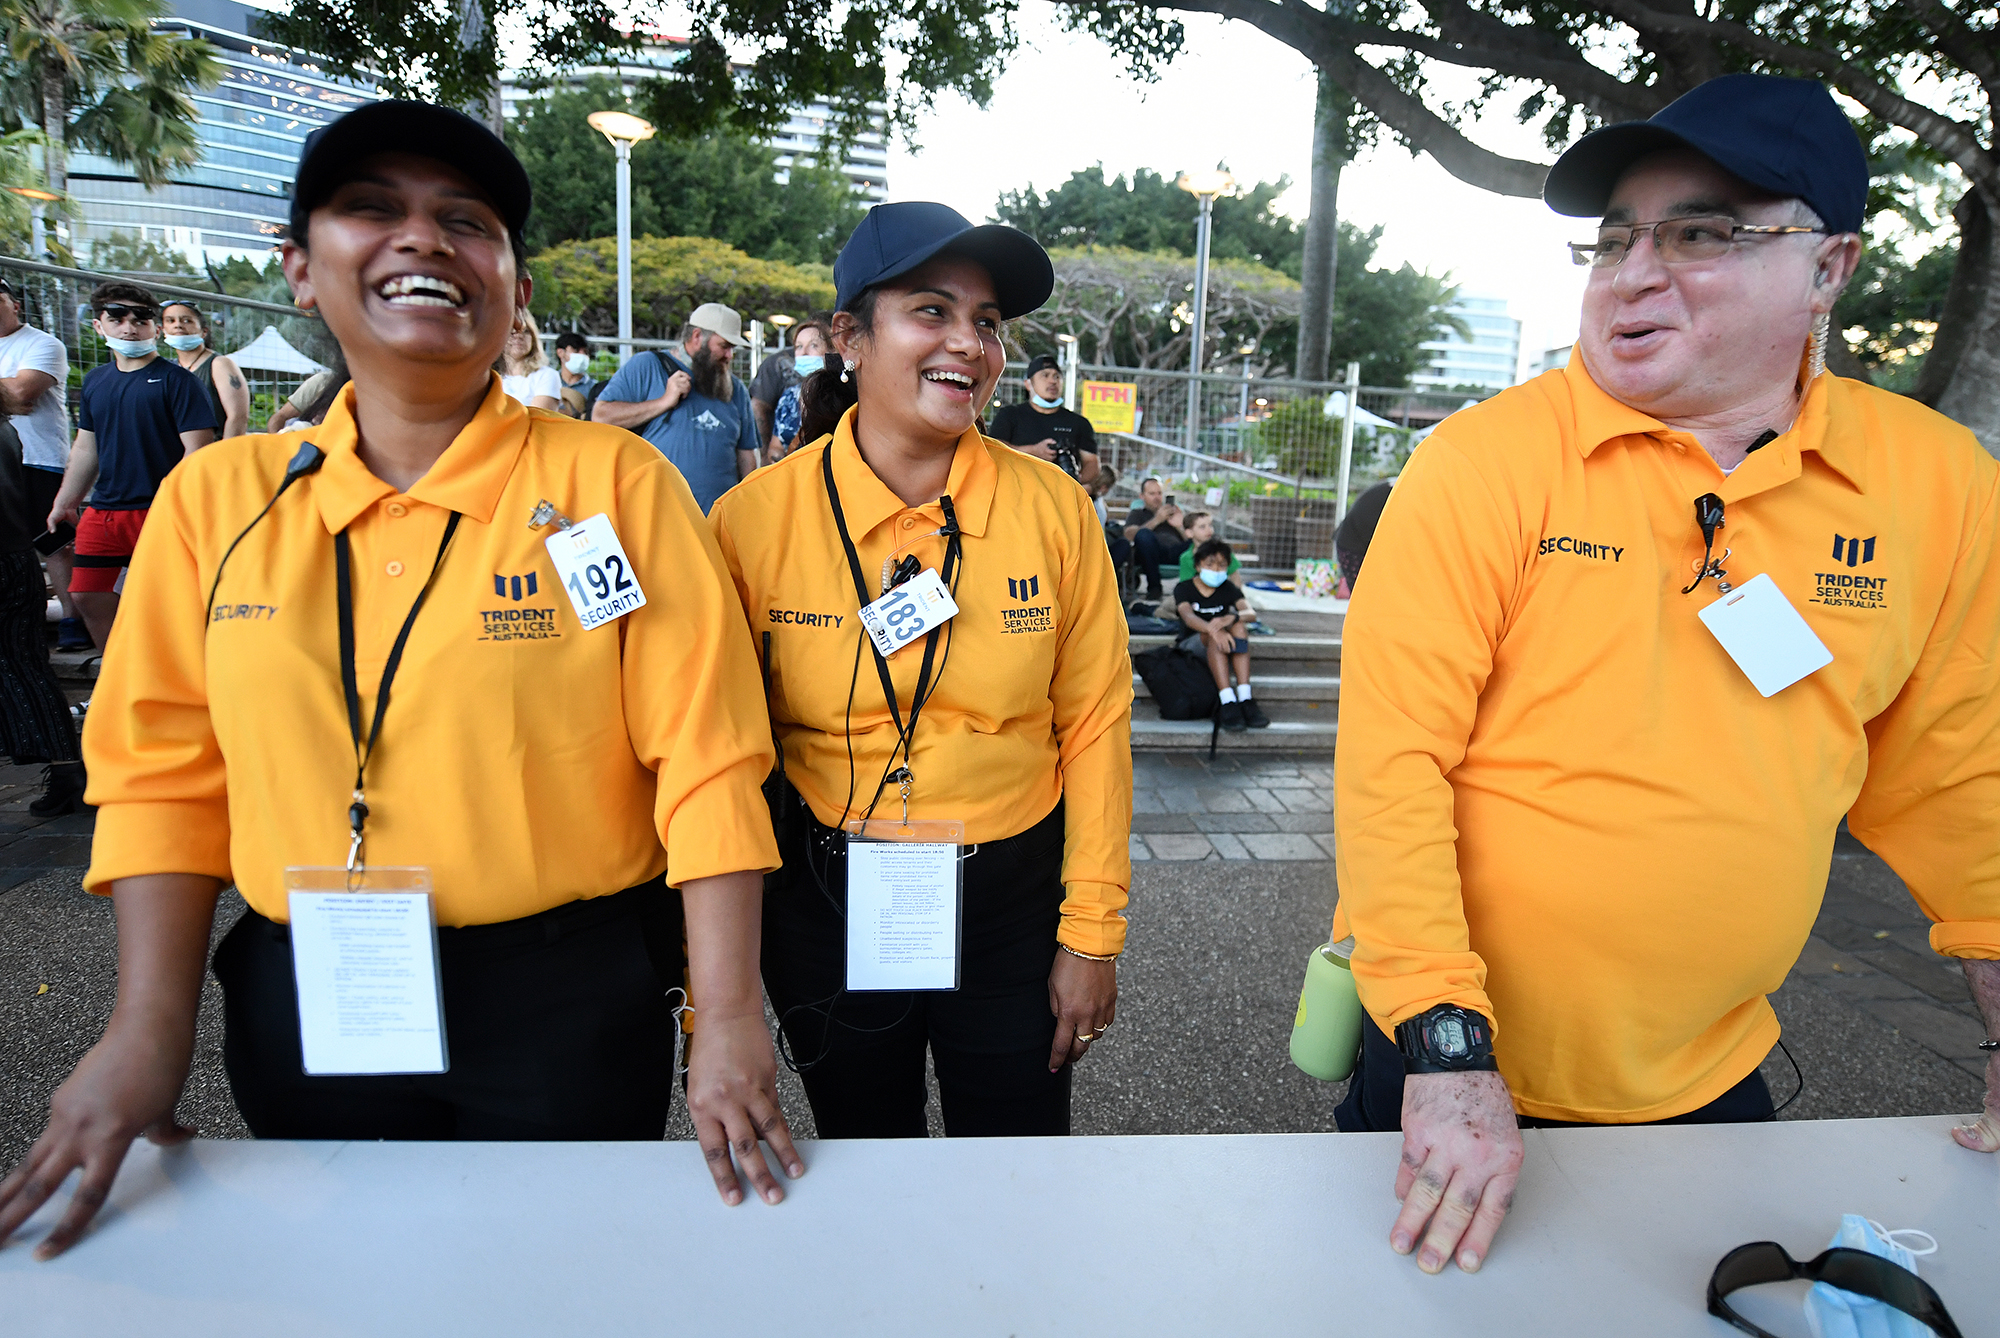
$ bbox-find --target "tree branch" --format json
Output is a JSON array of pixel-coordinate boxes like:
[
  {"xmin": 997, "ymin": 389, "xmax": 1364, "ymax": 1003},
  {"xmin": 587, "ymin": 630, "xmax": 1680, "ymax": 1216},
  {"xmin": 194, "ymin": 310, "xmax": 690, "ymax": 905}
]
[
  {"xmin": 1592, "ymin": 0, "xmax": 1997, "ymax": 188},
  {"xmin": 1155, "ymin": 0, "xmax": 1551, "ymax": 196},
  {"xmin": 1903, "ymin": 0, "xmax": 2000, "ymax": 110}
]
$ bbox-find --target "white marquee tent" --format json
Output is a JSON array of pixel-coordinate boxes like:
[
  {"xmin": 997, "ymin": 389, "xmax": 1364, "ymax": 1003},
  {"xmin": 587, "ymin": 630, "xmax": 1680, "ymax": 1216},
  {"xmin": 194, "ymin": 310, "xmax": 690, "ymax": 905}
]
[{"xmin": 228, "ymin": 325, "xmax": 326, "ymax": 376}]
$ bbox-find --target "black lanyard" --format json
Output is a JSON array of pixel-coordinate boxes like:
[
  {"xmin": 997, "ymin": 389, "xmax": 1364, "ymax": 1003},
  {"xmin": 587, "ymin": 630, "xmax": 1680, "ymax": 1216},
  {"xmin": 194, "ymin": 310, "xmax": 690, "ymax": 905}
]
[
  {"xmin": 333, "ymin": 511, "xmax": 462, "ymax": 868},
  {"xmin": 820, "ymin": 445, "xmax": 961, "ymax": 813}
]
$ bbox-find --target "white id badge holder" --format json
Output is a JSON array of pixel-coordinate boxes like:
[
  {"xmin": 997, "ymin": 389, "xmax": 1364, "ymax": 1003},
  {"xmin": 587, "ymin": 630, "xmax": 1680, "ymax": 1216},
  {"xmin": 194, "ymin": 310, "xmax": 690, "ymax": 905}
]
[
  {"xmin": 841, "ymin": 815, "xmax": 966, "ymax": 993},
  {"xmin": 285, "ymin": 865, "xmax": 449, "ymax": 1075},
  {"xmin": 1697, "ymin": 572, "xmax": 1834, "ymax": 697}
]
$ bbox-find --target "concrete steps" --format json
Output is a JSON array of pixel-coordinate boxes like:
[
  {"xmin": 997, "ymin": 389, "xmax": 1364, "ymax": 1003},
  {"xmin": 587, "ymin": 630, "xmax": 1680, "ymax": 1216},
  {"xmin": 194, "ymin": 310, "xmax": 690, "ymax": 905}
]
[{"xmin": 1128, "ymin": 631, "xmax": 1341, "ymax": 752}]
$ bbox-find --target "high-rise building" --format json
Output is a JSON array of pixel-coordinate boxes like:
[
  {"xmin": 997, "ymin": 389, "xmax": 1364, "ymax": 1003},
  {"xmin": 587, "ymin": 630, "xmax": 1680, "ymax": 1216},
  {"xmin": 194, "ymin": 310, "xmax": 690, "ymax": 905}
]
[
  {"xmin": 1411, "ymin": 294, "xmax": 1524, "ymax": 393},
  {"xmin": 499, "ymin": 33, "xmax": 889, "ymax": 203},
  {"xmin": 66, "ymin": 0, "xmax": 376, "ymax": 265}
]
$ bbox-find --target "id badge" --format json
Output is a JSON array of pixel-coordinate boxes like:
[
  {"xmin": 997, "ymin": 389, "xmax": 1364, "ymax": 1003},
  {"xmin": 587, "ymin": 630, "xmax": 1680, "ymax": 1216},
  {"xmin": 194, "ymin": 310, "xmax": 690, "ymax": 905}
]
[
  {"xmin": 1697, "ymin": 572, "xmax": 1834, "ymax": 697},
  {"xmin": 545, "ymin": 513, "xmax": 647, "ymax": 629},
  {"xmin": 841, "ymin": 818, "xmax": 965, "ymax": 992},
  {"xmin": 856, "ymin": 569, "xmax": 959, "ymax": 658},
  {"xmin": 285, "ymin": 865, "xmax": 448, "ymax": 1075}
]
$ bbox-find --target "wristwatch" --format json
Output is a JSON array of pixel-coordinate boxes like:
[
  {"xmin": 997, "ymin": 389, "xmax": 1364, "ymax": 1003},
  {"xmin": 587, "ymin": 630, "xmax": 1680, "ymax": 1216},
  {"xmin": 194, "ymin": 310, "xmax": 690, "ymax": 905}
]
[{"xmin": 1394, "ymin": 1005, "xmax": 1498, "ymax": 1075}]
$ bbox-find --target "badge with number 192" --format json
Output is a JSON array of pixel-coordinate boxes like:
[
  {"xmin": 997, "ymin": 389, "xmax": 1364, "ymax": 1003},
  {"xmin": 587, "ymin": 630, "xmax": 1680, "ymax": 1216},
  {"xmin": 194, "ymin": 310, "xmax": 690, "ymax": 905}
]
[
  {"xmin": 544, "ymin": 513, "xmax": 647, "ymax": 630},
  {"xmin": 857, "ymin": 569, "xmax": 959, "ymax": 658}
]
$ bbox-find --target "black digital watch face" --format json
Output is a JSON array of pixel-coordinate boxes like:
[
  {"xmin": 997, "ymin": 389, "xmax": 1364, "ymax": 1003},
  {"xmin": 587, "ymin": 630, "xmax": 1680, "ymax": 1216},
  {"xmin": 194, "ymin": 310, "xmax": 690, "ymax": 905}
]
[{"xmin": 1433, "ymin": 1016, "xmax": 1469, "ymax": 1058}]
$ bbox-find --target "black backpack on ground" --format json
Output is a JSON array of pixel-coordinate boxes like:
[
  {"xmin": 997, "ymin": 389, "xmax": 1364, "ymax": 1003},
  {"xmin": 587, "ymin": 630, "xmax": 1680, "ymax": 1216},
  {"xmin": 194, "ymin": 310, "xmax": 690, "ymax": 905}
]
[{"xmin": 1132, "ymin": 645, "xmax": 1220, "ymax": 721}]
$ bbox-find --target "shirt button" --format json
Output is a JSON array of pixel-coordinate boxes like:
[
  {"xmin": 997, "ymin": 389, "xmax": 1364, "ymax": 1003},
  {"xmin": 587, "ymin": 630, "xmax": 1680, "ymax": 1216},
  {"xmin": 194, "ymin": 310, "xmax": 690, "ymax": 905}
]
[
  {"xmin": 385, "ymin": 560, "xmax": 406, "ymax": 577},
  {"xmin": 386, "ymin": 502, "xmax": 408, "ymax": 517},
  {"xmin": 902, "ymin": 517, "xmax": 916, "ymax": 529}
]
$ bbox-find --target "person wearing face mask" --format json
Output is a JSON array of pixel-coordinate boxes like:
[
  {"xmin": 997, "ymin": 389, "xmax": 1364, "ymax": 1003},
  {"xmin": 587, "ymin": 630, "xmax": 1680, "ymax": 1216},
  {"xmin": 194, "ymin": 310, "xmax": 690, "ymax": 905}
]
[
  {"xmin": 708, "ymin": 202, "xmax": 1132, "ymax": 1139},
  {"xmin": 552, "ymin": 330, "xmax": 598, "ymax": 417},
  {"xmin": 749, "ymin": 317, "xmax": 828, "ymax": 459},
  {"xmin": 0, "ymin": 102, "xmax": 800, "ymax": 1262},
  {"xmin": 984, "ymin": 352, "xmax": 1100, "ymax": 485},
  {"xmin": 764, "ymin": 319, "xmax": 829, "ymax": 464},
  {"xmin": 46, "ymin": 283, "xmax": 217, "ymax": 656},
  {"xmin": 1173, "ymin": 538, "xmax": 1265, "ymax": 730},
  {"xmin": 159, "ymin": 302, "xmax": 250, "ymax": 440}
]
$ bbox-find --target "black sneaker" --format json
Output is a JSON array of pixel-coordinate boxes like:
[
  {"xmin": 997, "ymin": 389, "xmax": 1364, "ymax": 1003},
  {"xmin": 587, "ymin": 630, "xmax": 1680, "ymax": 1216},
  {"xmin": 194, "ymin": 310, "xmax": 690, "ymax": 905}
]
[
  {"xmin": 1240, "ymin": 697, "xmax": 1271, "ymax": 728},
  {"xmin": 1217, "ymin": 700, "xmax": 1247, "ymax": 732},
  {"xmin": 56, "ymin": 617, "xmax": 92, "ymax": 651},
  {"xmin": 29, "ymin": 761, "xmax": 87, "ymax": 817}
]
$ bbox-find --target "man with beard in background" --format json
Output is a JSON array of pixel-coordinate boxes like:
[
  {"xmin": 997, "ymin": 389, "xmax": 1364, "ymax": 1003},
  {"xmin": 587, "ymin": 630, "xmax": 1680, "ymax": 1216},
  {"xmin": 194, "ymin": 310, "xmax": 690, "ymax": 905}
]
[{"xmin": 593, "ymin": 301, "xmax": 762, "ymax": 512}]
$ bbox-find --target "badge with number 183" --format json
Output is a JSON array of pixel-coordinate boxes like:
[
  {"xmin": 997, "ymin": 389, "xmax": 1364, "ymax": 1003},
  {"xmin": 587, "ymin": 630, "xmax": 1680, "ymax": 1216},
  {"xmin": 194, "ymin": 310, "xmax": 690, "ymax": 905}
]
[
  {"xmin": 857, "ymin": 568, "xmax": 959, "ymax": 658},
  {"xmin": 544, "ymin": 513, "xmax": 647, "ymax": 630}
]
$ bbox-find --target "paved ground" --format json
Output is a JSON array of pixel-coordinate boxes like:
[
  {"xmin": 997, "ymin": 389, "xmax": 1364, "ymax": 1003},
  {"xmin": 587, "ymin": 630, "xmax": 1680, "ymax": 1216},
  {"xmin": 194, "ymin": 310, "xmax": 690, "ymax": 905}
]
[{"xmin": 0, "ymin": 754, "xmax": 1986, "ymax": 1169}]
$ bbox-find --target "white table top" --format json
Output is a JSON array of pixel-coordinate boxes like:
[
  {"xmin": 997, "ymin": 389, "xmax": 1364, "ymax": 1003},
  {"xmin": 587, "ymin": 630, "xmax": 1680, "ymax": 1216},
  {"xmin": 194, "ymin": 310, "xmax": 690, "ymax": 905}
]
[{"xmin": 4, "ymin": 1116, "xmax": 1994, "ymax": 1336}]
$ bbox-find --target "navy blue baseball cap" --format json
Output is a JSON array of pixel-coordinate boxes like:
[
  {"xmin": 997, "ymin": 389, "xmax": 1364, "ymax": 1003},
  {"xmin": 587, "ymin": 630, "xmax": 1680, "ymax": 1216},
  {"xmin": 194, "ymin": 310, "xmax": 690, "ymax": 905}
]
[
  {"xmin": 834, "ymin": 202, "xmax": 1054, "ymax": 319},
  {"xmin": 1544, "ymin": 74, "xmax": 1868, "ymax": 235},
  {"xmin": 291, "ymin": 101, "xmax": 532, "ymax": 243}
]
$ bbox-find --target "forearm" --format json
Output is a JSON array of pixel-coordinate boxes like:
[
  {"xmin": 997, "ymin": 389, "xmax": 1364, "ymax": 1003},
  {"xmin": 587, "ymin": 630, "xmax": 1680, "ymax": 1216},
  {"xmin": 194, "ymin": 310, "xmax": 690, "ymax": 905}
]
[
  {"xmin": 106, "ymin": 874, "xmax": 226, "ymax": 1046},
  {"xmin": 53, "ymin": 439, "xmax": 96, "ymax": 511},
  {"xmin": 0, "ymin": 375, "xmax": 35, "ymax": 416},
  {"xmin": 738, "ymin": 448, "xmax": 758, "ymax": 480},
  {"xmin": 592, "ymin": 396, "xmax": 671, "ymax": 429},
  {"xmin": 681, "ymin": 869, "xmax": 767, "ymax": 1021},
  {"xmin": 267, "ymin": 402, "xmax": 299, "ymax": 432}
]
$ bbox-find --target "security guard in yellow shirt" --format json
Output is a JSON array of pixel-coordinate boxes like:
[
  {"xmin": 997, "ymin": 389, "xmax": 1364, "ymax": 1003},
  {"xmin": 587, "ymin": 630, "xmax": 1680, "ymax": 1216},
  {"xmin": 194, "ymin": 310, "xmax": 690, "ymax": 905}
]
[
  {"xmin": 1332, "ymin": 74, "xmax": 2000, "ymax": 1279},
  {"xmin": 709, "ymin": 203, "xmax": 1132, "ymax": 1138},
  {"xmin": 0, "ymin": 103, "xmax": 799, "ymax": 1260}
]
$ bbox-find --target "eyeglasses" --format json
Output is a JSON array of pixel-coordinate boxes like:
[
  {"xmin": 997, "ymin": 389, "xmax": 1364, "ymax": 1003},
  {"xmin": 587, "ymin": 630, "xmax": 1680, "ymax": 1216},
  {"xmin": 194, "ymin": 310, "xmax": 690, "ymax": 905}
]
[
  {"xmin": 1708, "ymin": 1241, "xmax": 1963, "ymax": 1338},
  {"xmin": 1569, "ymin": 216, "xmax": 1826, "ymax": 268},
  {"xmin": 96, "ymin": 304, "xmax": 159, "ymax": 322}
]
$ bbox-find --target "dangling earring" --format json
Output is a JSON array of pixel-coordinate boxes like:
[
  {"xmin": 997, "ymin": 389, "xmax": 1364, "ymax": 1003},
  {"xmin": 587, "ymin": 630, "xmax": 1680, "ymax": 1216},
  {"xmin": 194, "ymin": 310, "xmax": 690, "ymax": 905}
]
[
  {"xmin": 1806, "ymin": 311, "xmax": 1831, "ymax": 382},
  {"xmin": 840, "ymin": 359, "xmax": 854, "ymax": 384}
]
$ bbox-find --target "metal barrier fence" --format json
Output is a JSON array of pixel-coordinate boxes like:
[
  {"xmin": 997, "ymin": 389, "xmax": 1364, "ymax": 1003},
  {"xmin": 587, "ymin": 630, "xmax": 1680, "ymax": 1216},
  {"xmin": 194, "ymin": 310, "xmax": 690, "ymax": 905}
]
[{"xmin": 1, "ymin": 256, "xmax": 337, "ymax": 434}]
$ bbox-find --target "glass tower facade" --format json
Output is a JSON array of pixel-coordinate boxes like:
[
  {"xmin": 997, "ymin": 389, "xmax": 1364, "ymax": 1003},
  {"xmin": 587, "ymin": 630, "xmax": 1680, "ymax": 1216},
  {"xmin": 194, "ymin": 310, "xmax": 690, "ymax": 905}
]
[
  {"xmin": 65, "ymin": 0, "xmax": 376, "ymax": 264},
  {"xmin": 1411, "ymin": 294, "xmax": 1524, "ymax": 393}
]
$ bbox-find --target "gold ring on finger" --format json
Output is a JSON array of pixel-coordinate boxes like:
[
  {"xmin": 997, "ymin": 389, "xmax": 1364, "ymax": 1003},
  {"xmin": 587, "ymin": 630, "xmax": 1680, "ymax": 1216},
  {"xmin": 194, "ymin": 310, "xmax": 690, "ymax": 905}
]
[{"xmin": 1077, "ymin": 1031, "xmax": 1097, "ymax": 1043}]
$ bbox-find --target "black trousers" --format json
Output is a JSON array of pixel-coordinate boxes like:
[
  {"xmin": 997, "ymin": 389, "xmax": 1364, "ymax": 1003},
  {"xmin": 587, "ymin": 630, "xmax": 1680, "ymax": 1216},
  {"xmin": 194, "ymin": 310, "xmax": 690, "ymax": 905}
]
[
  {"xmin": 1132, "ymin": 528, "xmax": 1188, "ymax": 595},
  {"xmin": 763, "ymin": 793, "xmax": 1072, "ymax": 1139},
  {"xmin": 213, "ymin": 880, "xmax": 684, "ymax": 1140},
  {"xmin": 0, "ymin": 548, "xmax": 78, "ymax": 765},
  {"xmin": 1333, "ymin": 1017, "xmax": 1775, "ymax": 1133}
]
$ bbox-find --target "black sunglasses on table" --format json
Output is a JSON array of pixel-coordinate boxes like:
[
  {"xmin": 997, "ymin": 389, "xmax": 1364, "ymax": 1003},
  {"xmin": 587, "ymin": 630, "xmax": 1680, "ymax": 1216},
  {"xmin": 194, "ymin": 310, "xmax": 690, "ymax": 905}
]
[{"xmin": 1707, "ymin": 1241, "xmax": 1963, "ymax": 1338}]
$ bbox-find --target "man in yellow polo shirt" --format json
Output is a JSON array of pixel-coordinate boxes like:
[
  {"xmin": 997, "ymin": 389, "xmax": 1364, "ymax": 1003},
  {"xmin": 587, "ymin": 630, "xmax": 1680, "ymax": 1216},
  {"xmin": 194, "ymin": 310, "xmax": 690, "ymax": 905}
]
[{"xmin": 1332, "ymin": 73, "xmax": 2000, "ymax": 1277}]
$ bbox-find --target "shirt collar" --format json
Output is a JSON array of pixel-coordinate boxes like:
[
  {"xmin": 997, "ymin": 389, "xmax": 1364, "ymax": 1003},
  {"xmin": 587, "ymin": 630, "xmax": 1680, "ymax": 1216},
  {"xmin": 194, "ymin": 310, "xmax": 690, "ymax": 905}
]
[
  {"xmin": 826, "ymin": 407, "xmax": 996, "ymax": 540},
  {"xmin": 1561, "ymin": 356, "xmax": 1866, "ymax": 494},
  {"xmin": 308, "ymin": 374, "xmax": 531, "ymax": 533}
]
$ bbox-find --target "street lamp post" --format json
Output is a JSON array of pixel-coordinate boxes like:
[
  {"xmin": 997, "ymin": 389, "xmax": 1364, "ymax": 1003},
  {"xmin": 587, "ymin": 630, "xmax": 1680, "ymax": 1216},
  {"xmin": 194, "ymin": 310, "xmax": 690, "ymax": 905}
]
[
  {"xmin": 1056, "ymin": 332, "xmax": 1079, "ymax": 410},
  {"xmin": 586, "ymin": 111, "xmax": 655, "ymax": 365},
  {"xmin": 1176, "ymin": 170, "xmax": 1234, "ymax": 454},
  {"xmin": 7, "ymin": 186, "xmax": 60, "ymax": 261},
  {"xmin": 766, "ymin": 312, "xmax": 795, "ymax": 379}
]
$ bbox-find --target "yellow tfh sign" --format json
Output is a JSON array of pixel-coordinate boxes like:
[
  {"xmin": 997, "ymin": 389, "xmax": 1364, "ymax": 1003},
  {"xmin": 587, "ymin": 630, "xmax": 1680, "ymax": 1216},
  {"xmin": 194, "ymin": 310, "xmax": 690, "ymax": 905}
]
[{"xmin": 1079, "ymin": 381, "xmax": 1138, "ymax": 434}]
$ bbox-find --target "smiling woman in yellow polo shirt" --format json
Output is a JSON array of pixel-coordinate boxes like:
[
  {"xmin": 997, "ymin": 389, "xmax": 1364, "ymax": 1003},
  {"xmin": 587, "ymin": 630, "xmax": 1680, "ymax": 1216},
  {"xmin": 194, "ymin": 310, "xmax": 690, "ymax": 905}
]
[
  {"xmin": 0, "ymin": 103, "xmax": 798, "ymax": 1260},
  {"xmin": 709, "ymin": 203, "xmax": 1132, "ymax": 1138}
]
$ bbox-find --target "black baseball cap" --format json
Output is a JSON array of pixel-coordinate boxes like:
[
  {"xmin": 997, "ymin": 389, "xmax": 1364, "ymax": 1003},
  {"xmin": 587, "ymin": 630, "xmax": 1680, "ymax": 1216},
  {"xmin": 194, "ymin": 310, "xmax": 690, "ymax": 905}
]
[
  {"xmin": 834, "ymin": 202, "xmax": 1054, "ymax": 319},
  {"xmin": 1025, "ymin": 353, "xmax": 1061, "ymax": 377},
  {"xmin": 290, "ymin": 101, "xmax": 532, "ymax": 243},
  {"xmin": 1544, "ymin": 74, "xmax": 1867, "ymax": 234}
]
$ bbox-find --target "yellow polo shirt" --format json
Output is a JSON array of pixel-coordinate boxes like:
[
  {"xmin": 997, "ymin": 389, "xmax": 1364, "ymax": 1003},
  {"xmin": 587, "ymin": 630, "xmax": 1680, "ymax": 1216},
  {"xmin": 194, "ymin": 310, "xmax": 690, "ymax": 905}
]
[
  {"xmin": 83, "ymin": 377, "xmax": 778, "ymax": 925},
  {"xmin": 1333, "ymin": 360, "xmax": 2000, "ymax": 1122},
  {"xmin": 709, "ymin": 409, "xmax": 1133, "ymax": 956}
]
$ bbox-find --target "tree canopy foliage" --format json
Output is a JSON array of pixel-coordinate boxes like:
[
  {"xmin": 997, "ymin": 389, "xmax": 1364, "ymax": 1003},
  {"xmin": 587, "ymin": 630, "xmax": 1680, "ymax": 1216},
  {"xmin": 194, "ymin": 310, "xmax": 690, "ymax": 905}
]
[
  {"xmin": 527, "ymin": 235, "xmax": 834, "ymax": 338},
  {"xmin": 996, "ymin": 165, "xmax": 1306, "ymax": 274},
  {"xmin": 506, "ymin": 77, "xmax": 865, "ymax": 263}
]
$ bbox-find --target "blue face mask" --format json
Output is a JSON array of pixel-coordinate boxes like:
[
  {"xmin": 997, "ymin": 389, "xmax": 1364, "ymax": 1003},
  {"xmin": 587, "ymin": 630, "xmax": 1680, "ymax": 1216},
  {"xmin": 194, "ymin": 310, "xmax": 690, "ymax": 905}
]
[
  {"xmin": 793, "ymin": 355, "xmax": 825, "ymax": 376},
  {"xmin": 164, "ymin": 333, "xmax": 206, "ymax": 351},
  {"xmin": 1804, "ymin": 1216, "xmax": 1938, "ymax": 1338},
  {"xmin": 1198, "ymin": 567, "xmax": 1228, "ymax": 588},
  {"xmin": 104, "ymin": 335, "xmax": 157, "ymax": 357},
  {"xmin": 1031, "ymin": 392, "xmax": 1063, "ymax": 409}
]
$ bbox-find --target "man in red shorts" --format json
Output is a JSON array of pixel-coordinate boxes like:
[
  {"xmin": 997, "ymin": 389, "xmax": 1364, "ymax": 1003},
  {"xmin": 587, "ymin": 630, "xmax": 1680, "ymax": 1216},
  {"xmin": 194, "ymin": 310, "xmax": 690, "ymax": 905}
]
[{"xmin": 48, "ymin": 283, "xmax": 216, "ymax": 652}]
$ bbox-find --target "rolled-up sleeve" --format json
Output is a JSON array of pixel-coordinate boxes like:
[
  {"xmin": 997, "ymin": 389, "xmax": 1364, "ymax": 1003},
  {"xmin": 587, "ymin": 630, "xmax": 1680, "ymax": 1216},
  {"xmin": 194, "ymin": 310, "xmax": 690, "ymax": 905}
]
[
  {"xmin": 1849, "ymin": 469, "xmax": 2000, "ymax": 959},
  {"xmin": 1049, "ymin": 486, "xmax": 1134, "ymax": 956},
  {"xmin": 618, "ymin": 456, "xmax": 780, "ymax": 885},
  {"xmin": 1332, "ymin": 437, "xmax": 1524, "ymax": 1034},
  {"xmin": 82, "ymin": 468, "xmax": 233, "ymax": 892}
]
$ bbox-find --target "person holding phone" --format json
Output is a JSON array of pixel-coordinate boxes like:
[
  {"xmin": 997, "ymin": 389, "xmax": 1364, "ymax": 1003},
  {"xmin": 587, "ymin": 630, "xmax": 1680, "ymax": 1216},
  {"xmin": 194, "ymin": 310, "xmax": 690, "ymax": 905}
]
[{"xmin": 0, "ymin": 101, "xmax": 797, "ymax": 1262}]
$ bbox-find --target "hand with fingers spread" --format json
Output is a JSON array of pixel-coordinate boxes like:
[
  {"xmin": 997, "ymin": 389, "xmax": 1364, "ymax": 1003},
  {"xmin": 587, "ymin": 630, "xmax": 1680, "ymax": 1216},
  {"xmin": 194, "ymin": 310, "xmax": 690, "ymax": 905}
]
[
  {"xmin": 1390, "ymin": 1071, "xmax": 1523, "ymax": 1275},
  {"xmin": 1047, "ymin": 946, "xmax": 1117, "ymax": 1072},
  {"xmin": 685, "ymin": 1008, "xmax": 804, "ymax": 1206}
]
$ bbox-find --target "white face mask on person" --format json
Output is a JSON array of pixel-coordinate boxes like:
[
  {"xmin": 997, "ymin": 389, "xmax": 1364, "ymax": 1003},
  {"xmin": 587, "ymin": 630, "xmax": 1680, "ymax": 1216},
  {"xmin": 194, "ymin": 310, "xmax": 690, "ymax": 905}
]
[
  {"xmin": 164, "ymin": 334, "xmax": 206, "ymax": 351},
  {"xmin": 104, "ymin": 336, "xmax": 157, "ymax": 357},
  {"xmin": 793, "ymin": 355, "xmax": 825, "ymax": 376},
  {"xmin": 1031, "ymin": 392, "xmax": 1063, "ymax": 409},
  {"xmin": 1198, "ymin": 567, "xmax": 1229, "ymax": 588},
  {"xmin": 564, "ymin": 353, "xmax": 591, "ymax": 374}
]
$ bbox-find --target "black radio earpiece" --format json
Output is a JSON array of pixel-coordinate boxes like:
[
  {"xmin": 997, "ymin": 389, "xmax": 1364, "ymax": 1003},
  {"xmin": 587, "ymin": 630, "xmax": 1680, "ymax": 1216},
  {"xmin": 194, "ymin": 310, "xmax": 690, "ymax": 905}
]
[{"xmin": 204, "ymin": 442, "xmax": 327, "ymax": 620}]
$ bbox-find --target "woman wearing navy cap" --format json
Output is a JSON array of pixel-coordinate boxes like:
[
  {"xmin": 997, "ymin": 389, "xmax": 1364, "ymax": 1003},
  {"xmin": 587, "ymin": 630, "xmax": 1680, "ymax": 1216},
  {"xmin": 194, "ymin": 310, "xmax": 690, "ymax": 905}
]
[{"xmin": 708, "ymin": 204, "xmax": 1133, "ymax": 1139}]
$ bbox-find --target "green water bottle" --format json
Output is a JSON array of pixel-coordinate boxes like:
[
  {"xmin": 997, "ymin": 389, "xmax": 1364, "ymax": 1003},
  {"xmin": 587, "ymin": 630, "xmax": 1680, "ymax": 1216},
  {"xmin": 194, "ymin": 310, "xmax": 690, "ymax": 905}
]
[{"xmin": 1289, "ymin": 936, "xmax": 1364, "ymax": 1081}]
